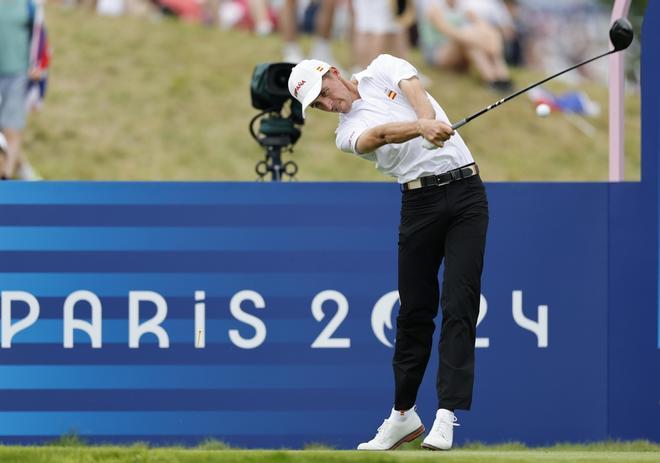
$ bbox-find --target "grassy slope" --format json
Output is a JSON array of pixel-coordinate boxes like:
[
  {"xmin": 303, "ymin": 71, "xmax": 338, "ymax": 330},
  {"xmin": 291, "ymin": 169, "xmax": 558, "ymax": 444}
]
[{"xmin": 26, "ymin": 6, "xmax": 641, "ymax": 181}]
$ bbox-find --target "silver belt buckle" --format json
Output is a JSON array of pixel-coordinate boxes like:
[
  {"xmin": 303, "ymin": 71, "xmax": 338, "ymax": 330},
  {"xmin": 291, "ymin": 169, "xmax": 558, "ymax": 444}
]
[{"xmin": 405, "ymin": 179, "xmax": 422, "ymax": 190}]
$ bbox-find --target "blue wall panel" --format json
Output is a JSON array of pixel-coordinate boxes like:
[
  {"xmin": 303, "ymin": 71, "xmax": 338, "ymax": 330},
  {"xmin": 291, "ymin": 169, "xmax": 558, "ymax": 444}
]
[{"xmin": 0, "ymin": 181, "xmax": 642, "ymax": 448}]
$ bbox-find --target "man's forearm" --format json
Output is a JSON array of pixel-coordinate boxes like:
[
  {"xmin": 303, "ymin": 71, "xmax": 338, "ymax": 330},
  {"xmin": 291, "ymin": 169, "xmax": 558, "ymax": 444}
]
[
  {"xmin": 356, "ymin": 118, "xmax": 454, "ymax": 154},
  {"xmin": 356, "ymin": 121, "xmax": 421, "ymax": 153},
  {"xmin": 379, "ymin": 121, "xmax": 422, "ymax": 144}
]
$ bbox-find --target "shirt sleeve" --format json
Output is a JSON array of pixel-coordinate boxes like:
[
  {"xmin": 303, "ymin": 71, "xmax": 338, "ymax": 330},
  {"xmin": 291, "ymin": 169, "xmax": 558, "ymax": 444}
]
[
  {"xmin": 370, "ymin": 54, "xmax": 419, "ymax": 88},
  {"xmin": 335, "ymin": 119, "xmax": 373, "ymax": 157}
]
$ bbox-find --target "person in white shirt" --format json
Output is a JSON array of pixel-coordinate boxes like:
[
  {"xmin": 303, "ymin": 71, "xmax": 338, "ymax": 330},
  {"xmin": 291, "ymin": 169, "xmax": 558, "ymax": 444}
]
[{"xmin": 288, "ymin": 54, "xmax": 489, "ymax": 451}]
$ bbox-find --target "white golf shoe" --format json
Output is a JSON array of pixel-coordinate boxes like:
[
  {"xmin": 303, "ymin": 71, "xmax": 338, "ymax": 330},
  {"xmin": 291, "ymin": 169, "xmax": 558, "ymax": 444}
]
[
  {"xmin": 421, "ymin": 408, "xmax": 459, "ymax": 450},
  {"xmin": 357, "ymin": 408, "xmax": 425, "ymax": 450}
]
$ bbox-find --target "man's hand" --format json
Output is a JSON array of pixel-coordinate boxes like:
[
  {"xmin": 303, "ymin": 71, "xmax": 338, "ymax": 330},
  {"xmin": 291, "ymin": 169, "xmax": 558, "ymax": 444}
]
[{"xmin": 417, "ymin": 119, "xmax": 455, "ymax": 148}]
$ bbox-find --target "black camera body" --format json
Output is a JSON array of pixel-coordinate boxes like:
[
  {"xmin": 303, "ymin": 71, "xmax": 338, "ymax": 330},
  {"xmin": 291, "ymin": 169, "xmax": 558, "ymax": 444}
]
[
  {"xmin": 251, "ymin": 63, "xmax": 303, "ymax": 124},
  {"xmin": 249, "ymin": 63, "xmax": 304, "ymax": 181}
]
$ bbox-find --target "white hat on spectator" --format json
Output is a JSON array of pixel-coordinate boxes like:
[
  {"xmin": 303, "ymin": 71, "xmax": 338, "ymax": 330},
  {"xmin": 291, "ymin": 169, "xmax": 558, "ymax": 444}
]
[{"xmin": 288, "ymin": 59, "xmax": 331, "ymax": 118}]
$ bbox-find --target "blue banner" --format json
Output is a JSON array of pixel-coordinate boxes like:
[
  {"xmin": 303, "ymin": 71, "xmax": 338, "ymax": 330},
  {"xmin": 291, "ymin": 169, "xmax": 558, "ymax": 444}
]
[{"xmin": 0, "ymin": 179, "xmax": 657, "ymax": 448}]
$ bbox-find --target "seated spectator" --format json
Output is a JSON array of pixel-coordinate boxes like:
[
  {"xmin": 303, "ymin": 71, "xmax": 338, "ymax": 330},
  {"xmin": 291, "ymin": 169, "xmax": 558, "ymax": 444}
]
[
  {"xmin": 417, "ymin": 0, "xmax": 513, "ymax": 92},
  {"xmin": 458, "ymin": 0, "xmax": 513, "ymax": 35},
  {"xmin": 458, "ymin": 0, "xmax": 524, "ymax": 66}
]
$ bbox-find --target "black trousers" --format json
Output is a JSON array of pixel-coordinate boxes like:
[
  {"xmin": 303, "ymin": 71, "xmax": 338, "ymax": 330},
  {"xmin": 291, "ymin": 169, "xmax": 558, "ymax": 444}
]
[{"xmin": 393, "ymin": 174, "xmax": 489, "ymax": 411}]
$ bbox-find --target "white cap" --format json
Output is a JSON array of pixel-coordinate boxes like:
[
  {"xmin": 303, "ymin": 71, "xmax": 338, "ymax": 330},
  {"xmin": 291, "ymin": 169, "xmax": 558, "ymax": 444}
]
[{"xmin": 288, "ymin": 59, "xmax": 331, "ymax": 118}]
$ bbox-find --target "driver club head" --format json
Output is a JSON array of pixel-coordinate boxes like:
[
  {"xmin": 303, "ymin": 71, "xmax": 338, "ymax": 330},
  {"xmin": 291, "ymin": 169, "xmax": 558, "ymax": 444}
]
[{"xmin": 610, "ymin": 17, "xmax": 634, "ymax": 52}]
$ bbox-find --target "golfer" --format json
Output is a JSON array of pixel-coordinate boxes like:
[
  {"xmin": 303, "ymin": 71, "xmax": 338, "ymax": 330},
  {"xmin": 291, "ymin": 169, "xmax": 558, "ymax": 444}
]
[{"xmin": 288, "ymin": 54, "xmax": 489, "ymax": 451}]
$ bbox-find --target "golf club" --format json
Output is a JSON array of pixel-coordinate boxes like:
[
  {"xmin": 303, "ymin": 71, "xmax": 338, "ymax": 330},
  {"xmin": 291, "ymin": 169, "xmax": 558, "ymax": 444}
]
[{"xmin": 450, "ymin": 17, "xmax": 634, "ymax": 130}]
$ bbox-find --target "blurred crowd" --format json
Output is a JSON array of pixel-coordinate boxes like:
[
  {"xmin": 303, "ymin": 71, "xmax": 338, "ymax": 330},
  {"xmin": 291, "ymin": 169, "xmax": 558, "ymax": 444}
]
[
  {"xmin": 0, "ymin": 0, "xmax": 639, "ymax": 180},
  {"xmin": 61, "ymin": 0, "xmax": 620, "ymax": 87}
]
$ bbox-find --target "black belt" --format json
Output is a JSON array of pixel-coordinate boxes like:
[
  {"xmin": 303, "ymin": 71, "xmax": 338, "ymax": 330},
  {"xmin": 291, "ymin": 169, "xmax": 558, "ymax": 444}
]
[{"xmin": 402, "ymin": 163, "xmax": 479, "ymax": 191}]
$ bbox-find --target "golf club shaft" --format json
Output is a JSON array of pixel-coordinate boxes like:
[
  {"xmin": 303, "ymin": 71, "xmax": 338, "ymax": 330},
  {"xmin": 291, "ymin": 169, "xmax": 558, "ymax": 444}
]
[{"xmin": 451, "ymin": 49, "xmax": 615, "ymax": 130}]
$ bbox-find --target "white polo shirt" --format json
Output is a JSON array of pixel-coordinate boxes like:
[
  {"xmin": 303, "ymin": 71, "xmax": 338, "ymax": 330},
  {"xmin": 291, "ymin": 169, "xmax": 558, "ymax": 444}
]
[{"xmin": 335, "ymin": 54, "xmax": 474, "ymax": 184}]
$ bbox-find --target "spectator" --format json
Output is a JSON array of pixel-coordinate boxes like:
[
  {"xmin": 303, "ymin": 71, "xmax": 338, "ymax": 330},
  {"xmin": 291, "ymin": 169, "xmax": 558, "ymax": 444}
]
[
  {"xmin": 501, "ymin": 0, "xmax": 525, "ymax": 65},
  {"xmin": 248, "ymin": 0, "xmax": 274, "ymax": 35},
  {"xmin": 279, "ymin": 0, "xmax": 340, "ymax": 64},
  {"xmin": 0, "ymin": 133, "xmax": 8, "ymax": 173},
  {"xmin": 25, "ymin": 3, "xmax": 51, "ymax": 115},
  {"xmin": 458, "ymin": 0, "xmax": 513, "ymax": 34},
  {"xmin": 458, "ymin": 0, "xmax": 524, "ymax": 66},
  {"xmin": 416, "ymin": 0, "xmax": 512, "ymax": 92},
  {"xmin": 0, "ymin": 0, "xmax": 43, "ymax": 180},
  {"xmin": 217, "ymin": 0, "xmax": 275, "ymax": 35},
  {"xmin": 97, "ymin": 0, "xmax": 125, "ymax": 15},
  {"xmin": 150, "ymin": 0, "xmax": 203, "ymax": 21},
  {"xmin": 350, "ymin": 0, "xmax": 410, "ymax": 71}
]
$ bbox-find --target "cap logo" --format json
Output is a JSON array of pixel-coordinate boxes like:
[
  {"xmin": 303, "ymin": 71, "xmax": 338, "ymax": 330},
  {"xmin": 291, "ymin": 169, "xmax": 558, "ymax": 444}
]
[
  {"xmin": 315, "ymin": 66, "xmax": 325, "ymax": 72},
  {"xmin": 293, "ymin": 80, "xmax": 306, "ymax": 98}
]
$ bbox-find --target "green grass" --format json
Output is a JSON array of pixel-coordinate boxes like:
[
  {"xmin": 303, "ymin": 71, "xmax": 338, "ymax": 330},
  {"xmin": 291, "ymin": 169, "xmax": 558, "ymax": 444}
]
[
  {"xmin": 25, "ymin": 5, "xmax": 641, "ymax": 181},
  {"xmin": 0, "ymin": 440, "xmax": 657, "ymax": 463}
]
